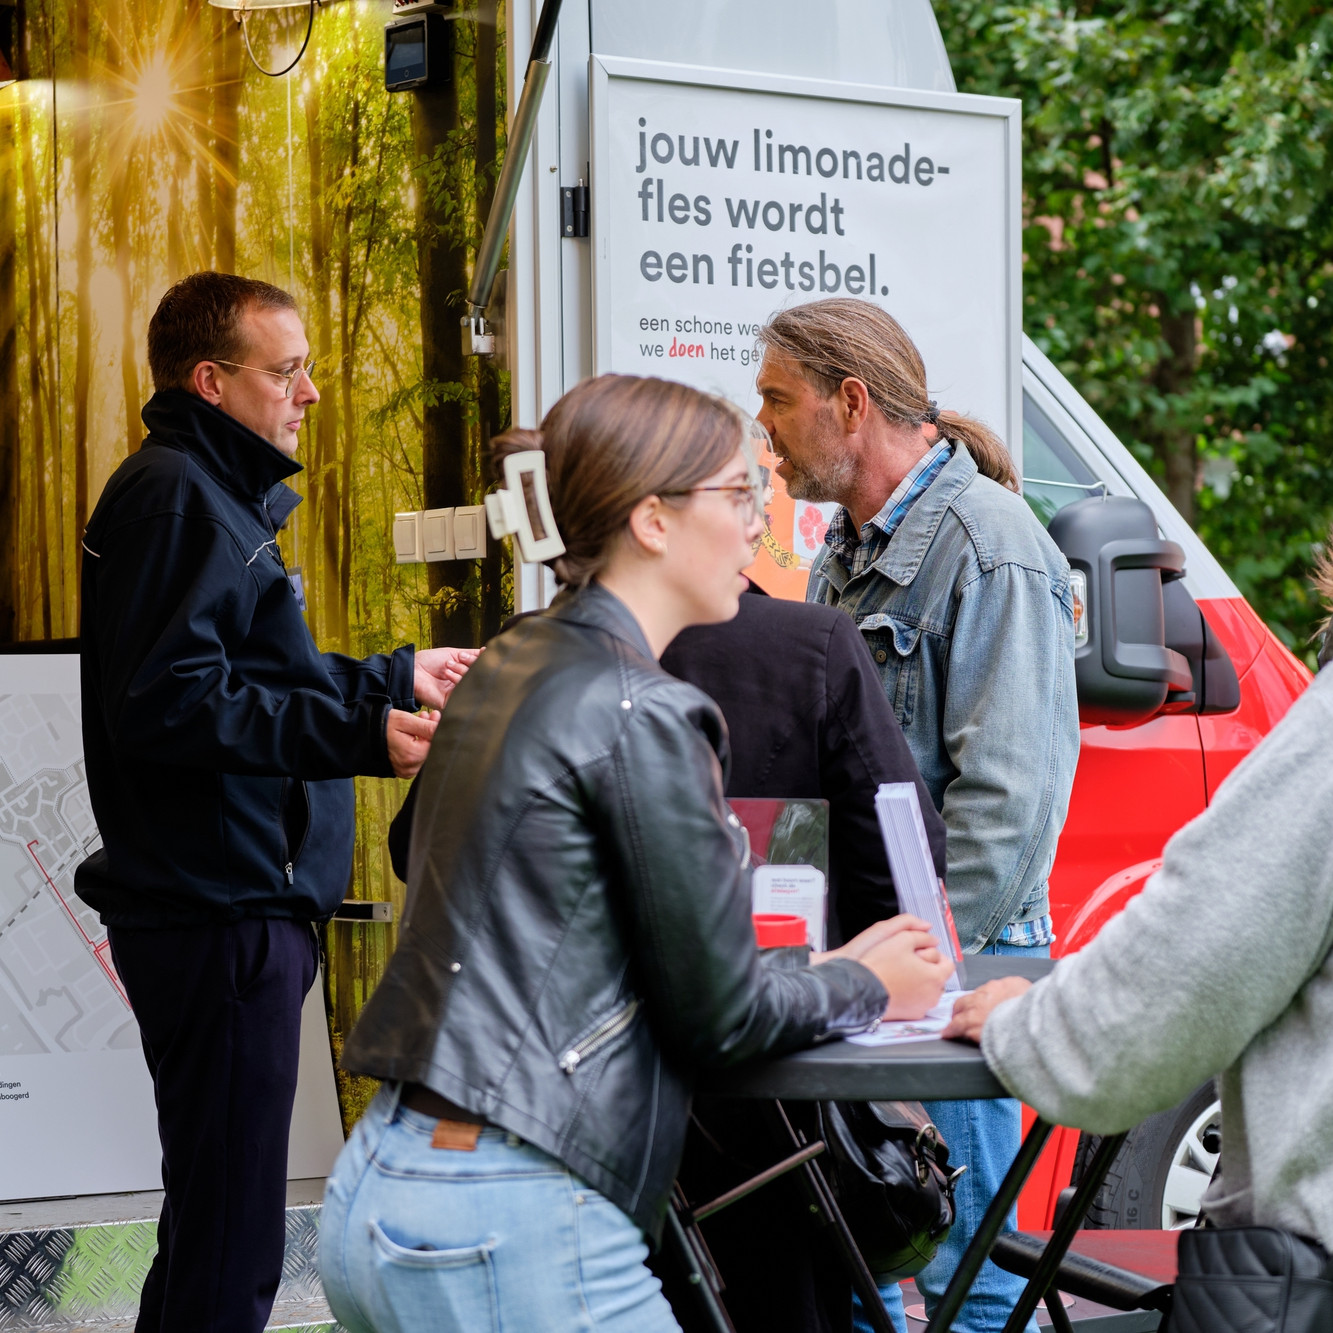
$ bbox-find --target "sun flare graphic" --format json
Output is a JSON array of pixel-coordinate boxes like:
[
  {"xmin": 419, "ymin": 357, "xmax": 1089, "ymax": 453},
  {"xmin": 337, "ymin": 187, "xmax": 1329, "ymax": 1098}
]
[{"xmin": 129, "ymin": 52, "xmax": 175, "ymax": 137}]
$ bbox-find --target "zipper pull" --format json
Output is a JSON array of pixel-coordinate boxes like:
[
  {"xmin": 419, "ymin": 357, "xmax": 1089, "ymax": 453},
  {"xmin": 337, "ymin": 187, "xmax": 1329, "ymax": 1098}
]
[
  {"xmin": 558, "ymin": 1049, "xmax": 581, "ymax": 1074},
  {"xmin": 285, "ymin": 862, "xmax": 294, "ymax": 885}
]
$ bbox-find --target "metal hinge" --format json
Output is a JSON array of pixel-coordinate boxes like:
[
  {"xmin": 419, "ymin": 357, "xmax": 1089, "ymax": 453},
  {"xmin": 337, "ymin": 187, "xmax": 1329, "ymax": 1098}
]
[{"xmin": 561, "ymin": 180, "xmax": 589, "ymax": 238}]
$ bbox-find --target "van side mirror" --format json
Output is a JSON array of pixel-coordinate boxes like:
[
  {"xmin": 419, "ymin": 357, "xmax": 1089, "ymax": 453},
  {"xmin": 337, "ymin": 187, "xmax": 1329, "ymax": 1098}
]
[{"xmin": 1048, "ymin": 497, "xmax": 1195, "ymax": 726}]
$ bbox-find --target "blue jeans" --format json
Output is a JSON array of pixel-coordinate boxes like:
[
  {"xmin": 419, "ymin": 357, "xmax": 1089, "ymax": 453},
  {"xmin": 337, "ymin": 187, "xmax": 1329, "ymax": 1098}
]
[
  {"xmin": 856, "ymin": 943, "xmax": 1045, "ymax": 1333},
  {"xmin": 319, "ymin": 1085, "xmax": 681, "ymax": 1333}
]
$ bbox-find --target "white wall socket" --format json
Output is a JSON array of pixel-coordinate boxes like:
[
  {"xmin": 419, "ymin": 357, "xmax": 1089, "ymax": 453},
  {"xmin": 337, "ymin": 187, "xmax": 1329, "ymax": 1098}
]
[
  {"xmin": 422, "ymin": 507, "xmax": 454, "ymax": 562},
  {"xmin": 393, "ymin": 511, "xmax": 423, "ymax": 564},
  {"xmin": 395, "ymin": 506, "xmax": 485, "ymax": 562},
  {"xmin": 453, "ymin": 505, "xmax": 487, "ymax": 560}
]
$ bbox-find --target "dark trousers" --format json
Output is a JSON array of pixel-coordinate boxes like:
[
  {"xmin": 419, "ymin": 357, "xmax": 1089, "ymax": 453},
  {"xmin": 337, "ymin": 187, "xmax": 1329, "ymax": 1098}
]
[{"xmin": 108, "ymin": 918, "xmax": 318, "ymax": 1333}]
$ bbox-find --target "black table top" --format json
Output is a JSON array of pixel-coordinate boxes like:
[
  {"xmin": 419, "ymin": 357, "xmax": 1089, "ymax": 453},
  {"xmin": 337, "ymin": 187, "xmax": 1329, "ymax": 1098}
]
[{"xmin": 698, "ymin": 954, "xmax": 1056, "ymax": 1102}]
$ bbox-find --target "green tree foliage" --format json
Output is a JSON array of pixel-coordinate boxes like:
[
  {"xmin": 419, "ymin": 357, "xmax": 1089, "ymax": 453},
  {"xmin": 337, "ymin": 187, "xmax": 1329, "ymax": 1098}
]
[{"xmin": 934, "ymin": 0, "xmax": 1333, "ymax": 657}]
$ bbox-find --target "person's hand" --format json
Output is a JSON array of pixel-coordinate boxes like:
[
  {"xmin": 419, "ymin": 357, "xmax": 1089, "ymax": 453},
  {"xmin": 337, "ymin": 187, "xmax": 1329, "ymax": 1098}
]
[
  {"xmin": 414, "ymin": 647, "xmax": 482, "ymax": 710},
  {"xmin": 859, "ymin": 928, "xmax": 955, "ymax": 1020},
  {"xmin": 386, "ymin": 708, "xmax": 440, "ymax": 778},
  {"xmin": 811, "ymin": 914, "xmax": 933, "ymax": 965},
  {"xmin": 943, "ymin": 977, "xmax": 1033, "ymax": 1044}
]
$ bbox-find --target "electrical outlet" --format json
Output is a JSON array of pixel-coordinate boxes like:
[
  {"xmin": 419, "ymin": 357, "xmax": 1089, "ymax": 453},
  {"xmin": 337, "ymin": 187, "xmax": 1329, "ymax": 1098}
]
[
  {"xmin": 393, "ymin": 511, "xmax": 423, "ymax": 563},
  {"xmin": 422, "ymin": 507, "xmax": 455, "ymax": 562},
  {"xmin": 453, "ymin": 505, "xmax": 487, "ymax": 560}
]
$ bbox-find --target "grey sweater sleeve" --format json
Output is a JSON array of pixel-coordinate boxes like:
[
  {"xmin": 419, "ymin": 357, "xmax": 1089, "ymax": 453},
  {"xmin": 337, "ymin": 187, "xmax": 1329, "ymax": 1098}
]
[{"xmin": 981, "ymin": 670, "xmax": 1333, "ymax": 1135}]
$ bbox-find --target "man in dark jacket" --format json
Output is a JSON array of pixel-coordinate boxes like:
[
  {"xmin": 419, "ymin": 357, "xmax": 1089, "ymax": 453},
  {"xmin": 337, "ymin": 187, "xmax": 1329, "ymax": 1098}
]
[
  {"xmin": 75, "ymin": 272, "xmax": 475, "ymax": 1333},
  {"xmin": 662, "ymin": 582, "xmax": 945, "ymax": 942},
  {"xmin": 659, "ymin": 583, "xmax": 946, "ymax": 1333}
]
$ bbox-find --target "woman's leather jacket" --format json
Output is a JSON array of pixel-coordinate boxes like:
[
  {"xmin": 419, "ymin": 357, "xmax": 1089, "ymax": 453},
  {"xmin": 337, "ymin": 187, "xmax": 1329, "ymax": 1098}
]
[{"xmin": 342, "ymin": 583, "xmax": 887, "ymax": 1240}]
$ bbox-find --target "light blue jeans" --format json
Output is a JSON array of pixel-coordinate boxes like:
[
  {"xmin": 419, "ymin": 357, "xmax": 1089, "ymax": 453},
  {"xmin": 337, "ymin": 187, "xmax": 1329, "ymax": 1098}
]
[
  {"xmin": 319, "ymin": 1084, "xmax": 681, "ymax": 1333},
  {"xmin": 856, "ymin": 943, "xmax": 1045, "ymax": 1333}
]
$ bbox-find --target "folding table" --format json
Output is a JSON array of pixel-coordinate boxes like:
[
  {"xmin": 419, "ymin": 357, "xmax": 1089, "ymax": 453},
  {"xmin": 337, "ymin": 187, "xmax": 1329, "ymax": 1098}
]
[{"xmin": 676, "ymin": 954, "xmax": 1071, "ymax": 1333}]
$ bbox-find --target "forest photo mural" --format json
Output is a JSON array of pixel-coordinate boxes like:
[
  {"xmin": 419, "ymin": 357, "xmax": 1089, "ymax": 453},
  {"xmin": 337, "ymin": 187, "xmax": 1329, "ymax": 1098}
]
[{"xmin": 0, "ymin": 0, "xmax": 511, "ymax": 1117}]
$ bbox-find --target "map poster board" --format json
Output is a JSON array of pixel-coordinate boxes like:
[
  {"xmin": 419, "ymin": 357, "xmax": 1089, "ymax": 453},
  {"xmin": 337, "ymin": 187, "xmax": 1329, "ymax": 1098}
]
[
  {"xmin": 589, "ymin": 57, "xmax": 1021, "ymax": 599},
  {"xmin": 0, "ymin": 652, "xmax": 343, "ymax": 1200}
]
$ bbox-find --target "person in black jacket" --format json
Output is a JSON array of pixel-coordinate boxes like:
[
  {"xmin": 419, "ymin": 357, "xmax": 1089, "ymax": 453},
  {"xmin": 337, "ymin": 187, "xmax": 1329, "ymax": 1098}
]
[
  {"xmin": 660, "ymin": 585, "xmax": 948, "ymax": 1333},
  {"xmin": 76, "ymin": 272, "xmax": 477, "ymax": 1333},
  {"xmin": 662, "ymin": 583, "xmax": 946, "ymax": 942},
  {"xmin": 319, "ymin": 373, "xmax": 954, "ymax": 1333}
]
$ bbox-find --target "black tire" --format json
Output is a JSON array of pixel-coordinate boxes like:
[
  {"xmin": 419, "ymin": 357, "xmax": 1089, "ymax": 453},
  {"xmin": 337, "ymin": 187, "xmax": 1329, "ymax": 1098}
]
[{"xmin": 1075, "ymin": 1082, "xmax": 1221, "ymax": 1230}]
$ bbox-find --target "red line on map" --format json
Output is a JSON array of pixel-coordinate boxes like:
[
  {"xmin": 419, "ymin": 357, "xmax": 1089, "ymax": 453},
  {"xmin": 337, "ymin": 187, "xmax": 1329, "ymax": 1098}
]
[{"xmin": 26, "ymin": 839, "xmax": 128, "ymax": 1002}]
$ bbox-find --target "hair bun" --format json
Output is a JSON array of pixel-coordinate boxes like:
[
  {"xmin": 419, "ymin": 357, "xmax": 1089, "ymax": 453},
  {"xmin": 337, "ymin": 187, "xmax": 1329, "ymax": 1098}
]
[{"xmin": 492, "ymin": 426, "xmax": 544, "ymax": 463}]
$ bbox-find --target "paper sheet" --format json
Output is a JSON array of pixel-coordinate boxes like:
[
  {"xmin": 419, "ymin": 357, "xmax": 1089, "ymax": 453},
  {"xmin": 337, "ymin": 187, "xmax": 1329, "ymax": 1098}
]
[{"xmin": 845, "ymin": 992, "xmax": 966, "ymax": 1047}]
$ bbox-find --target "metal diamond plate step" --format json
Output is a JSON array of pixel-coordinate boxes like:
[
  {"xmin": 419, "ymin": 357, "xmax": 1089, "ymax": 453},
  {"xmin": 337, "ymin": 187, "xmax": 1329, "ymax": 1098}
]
[{"xmin": 0, "ymin": 1193, "xmax": 341, "ymax": 1331}]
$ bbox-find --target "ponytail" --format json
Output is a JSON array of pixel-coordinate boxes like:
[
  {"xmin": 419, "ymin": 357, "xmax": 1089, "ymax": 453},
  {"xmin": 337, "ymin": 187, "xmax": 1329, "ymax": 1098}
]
[{"xmin": 938, "ymin": 411, "xmax": 1019, "ymax": 492}]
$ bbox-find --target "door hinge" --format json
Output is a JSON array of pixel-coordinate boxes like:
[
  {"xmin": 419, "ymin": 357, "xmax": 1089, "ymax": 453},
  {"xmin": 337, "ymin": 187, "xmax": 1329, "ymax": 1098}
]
[{"xmin": 561, "ymin": 180, "xmax": 589, "ymax": 238}]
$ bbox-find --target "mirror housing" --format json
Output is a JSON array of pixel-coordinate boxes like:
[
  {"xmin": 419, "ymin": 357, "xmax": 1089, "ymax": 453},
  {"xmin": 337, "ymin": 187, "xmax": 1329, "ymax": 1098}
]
[{"xmin": 1048, "ymin": 496, "xmax": 1194, "ymax": 726}]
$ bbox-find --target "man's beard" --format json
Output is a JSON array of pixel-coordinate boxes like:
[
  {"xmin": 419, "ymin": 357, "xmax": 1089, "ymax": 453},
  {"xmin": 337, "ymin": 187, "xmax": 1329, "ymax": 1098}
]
[{"xmin": 781, "ymin": 407, "xmax": 857, "ymax": 503}]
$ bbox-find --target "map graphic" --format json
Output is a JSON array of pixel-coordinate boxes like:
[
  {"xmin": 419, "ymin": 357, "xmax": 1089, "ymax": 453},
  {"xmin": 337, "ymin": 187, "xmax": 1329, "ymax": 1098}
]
[{"xmin": 0, "ymin": 667, "xmax": 138, "ymax": 1056}]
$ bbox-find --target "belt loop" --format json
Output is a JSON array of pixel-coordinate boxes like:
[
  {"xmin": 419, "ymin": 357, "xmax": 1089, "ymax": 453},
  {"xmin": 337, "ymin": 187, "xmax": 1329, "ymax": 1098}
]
[{"xmin": 384, "ymin": 1079, "xmax": 406, "ymax": 1124}]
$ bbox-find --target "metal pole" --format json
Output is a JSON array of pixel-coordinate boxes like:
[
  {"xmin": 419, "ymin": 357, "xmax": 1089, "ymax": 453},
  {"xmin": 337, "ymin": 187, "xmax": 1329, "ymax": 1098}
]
[{"xmin": 462, "ymin": 0, "xmax": 564, "ymax": 354}]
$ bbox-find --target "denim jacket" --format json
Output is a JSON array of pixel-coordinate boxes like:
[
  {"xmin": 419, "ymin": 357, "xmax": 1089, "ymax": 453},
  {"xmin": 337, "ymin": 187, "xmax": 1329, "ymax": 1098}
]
[{"xmin": 807, "ymin": 444, "xmax": 1079, "ymax": 952}]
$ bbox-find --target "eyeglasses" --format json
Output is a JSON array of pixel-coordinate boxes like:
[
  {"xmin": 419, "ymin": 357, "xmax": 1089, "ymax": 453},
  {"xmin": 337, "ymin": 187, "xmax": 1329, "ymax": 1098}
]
[
  {"xmin": 662, "ymin": 482, "xmax": 765, "ymax": 521},
  {"xmin": 209, "ymin": 357, "xmax": 318, "ymax": 399}
]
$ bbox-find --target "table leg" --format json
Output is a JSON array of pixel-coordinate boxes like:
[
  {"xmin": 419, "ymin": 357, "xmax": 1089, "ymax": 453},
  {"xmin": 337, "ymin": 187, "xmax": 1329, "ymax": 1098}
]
[
  {"xmin": 924, "ymin": 1117, "xmax": 1054, "ymax": 1333},
  {"xmin": 999, "ymin": 1132, "xmax": 1129, "ymax": 1333},
  {"xmin": 1043, "ymin": 1288, "xmax": 1076, "ymax": 1333},
  {"xmin": 764, "ymin": 1102, "xmax": 898, "ymax": 1333},
  {"xmin": 663, "ymin": 1191, "xmax": 738, "ymax": 1333}
]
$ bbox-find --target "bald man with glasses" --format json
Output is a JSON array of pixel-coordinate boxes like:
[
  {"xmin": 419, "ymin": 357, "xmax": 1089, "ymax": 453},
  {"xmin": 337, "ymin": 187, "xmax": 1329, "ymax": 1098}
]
[{"xmin": 76, "ymin": 272, "xmax": 477, "ymax": 1333}]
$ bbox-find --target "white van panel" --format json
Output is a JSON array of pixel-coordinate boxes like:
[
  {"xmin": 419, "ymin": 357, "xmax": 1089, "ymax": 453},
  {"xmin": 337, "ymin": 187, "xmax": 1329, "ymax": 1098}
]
[{"xmin": 588, "ymin": 0, "xmax": 956, "ymax": 94}]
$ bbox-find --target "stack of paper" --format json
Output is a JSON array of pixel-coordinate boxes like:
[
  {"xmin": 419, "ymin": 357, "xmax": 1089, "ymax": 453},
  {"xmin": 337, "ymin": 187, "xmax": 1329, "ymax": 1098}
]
[{"xmin": 874, "ymin": 783, "xmax": 964, "ymax": 991}]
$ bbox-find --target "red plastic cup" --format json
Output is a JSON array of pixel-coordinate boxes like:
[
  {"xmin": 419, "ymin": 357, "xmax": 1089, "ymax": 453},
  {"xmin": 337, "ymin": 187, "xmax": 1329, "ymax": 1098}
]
[{"xmin": 752, "ymin": 913, "xmax": 808, "ymax": 949}]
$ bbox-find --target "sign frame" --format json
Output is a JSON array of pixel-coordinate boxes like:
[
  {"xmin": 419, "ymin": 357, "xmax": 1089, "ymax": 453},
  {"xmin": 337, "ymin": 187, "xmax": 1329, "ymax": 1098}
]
[{"xmin": 588, "ymin": 54, "xmax": 1024, "ymax": 463}]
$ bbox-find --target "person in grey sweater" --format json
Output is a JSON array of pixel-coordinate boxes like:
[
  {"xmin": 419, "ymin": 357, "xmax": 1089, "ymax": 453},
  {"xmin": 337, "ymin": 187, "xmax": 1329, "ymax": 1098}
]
[{"xmin": 946, "ymin": 663, "xmax": 1333, "ymax": 1251}]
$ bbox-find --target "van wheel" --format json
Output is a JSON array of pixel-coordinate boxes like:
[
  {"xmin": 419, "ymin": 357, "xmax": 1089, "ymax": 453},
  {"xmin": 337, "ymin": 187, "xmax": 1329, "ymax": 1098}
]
[{"xmin": 1075, "ymin": 1083, "xmax": 1221, "ymax": 1230}]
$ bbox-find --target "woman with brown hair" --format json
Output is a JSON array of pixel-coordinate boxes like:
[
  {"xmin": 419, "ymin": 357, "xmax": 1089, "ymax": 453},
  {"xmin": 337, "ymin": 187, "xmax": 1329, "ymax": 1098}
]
[{"xmin": 317, "ymin": 373, "xmax": 953, "ymax": 1333}]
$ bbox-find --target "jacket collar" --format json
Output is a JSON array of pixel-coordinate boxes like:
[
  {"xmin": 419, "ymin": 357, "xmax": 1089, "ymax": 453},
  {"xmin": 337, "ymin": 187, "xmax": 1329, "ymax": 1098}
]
[
  {"xmin": 548, "ymin": 582, "xmax": 655, "ymax": 660},
  {"xmin": 141, "ymin": 388, "xmax": 304, "ymax": 501},
  {"xmin": 857, "ymin": 443, "xmax": 977, "ymax": 588}
]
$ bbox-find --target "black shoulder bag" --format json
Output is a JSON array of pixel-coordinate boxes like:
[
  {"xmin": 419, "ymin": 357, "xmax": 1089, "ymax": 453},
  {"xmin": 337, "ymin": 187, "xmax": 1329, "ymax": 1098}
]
[
  {"xmin": 817, "ymin": 1099, "xmax": 961, "ymax": 1280},
  {"xmin": 1168, "ymin": 1225, "xmax": 1333, "ymax": 1332}
]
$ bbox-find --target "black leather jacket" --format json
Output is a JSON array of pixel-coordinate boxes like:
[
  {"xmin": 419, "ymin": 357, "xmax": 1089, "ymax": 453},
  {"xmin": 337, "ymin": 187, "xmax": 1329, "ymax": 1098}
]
[{"xmin": 342, "ymin": 583, "xmax": 886, "ymax": 1240}]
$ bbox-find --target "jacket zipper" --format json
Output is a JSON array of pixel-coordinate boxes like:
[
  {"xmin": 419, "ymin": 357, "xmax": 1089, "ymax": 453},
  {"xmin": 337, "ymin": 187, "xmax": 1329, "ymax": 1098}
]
[
  {"xmin": 278, "ymin": 777, "xmax": 310, "ymax": 886},
  {"xmin": 558, "ymin": 998, "xmax": 639, "ymax": 1074}
]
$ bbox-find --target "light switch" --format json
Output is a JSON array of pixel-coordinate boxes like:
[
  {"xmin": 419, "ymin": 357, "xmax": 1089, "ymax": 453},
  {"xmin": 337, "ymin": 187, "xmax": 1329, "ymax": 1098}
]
[
  {"xmin": 393, "ymin": 511, "xmax": 423, "ymax": 563},
  {"xmin": 422, "ymin": 507, "xmax": 454, "ymax": 562},
  {"xmin": 453, "ymin": 505, "xmax": 487, "ymax": 559}
]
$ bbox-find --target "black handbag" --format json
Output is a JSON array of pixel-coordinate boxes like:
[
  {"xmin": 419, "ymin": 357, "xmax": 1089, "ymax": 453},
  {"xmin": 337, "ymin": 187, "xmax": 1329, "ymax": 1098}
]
[
  {"xmin": 1167, "ymin": 1226, "xmax": 1333, "ymax": 1333},
  {"xmin": 816, "ymin": 1099, "xmax": 960, "ymax": 1280}
]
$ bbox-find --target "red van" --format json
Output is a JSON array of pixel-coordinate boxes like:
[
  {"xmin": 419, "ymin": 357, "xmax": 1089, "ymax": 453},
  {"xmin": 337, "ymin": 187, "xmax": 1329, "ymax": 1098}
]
[{"xmin": 1014, "ymin": 339, "xmax": 1310, "ymax": 1231}]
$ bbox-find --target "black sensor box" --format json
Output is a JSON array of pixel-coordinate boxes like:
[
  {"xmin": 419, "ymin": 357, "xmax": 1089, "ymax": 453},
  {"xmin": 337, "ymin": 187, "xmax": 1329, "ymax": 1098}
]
[{"xmin": 385, "ymin": 12, "xmax": 451, "ymax": 92}]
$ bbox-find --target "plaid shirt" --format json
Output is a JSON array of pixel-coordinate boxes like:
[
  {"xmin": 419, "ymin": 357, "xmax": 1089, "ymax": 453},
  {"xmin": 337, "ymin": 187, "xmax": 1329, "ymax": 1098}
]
[
  {"xmin": 824, "ymin": 442, "xmax": 952, "ymax": 579},
  {"xmin": 825, "ymin": 442, "xmax": 1055, "ymax": 949}
]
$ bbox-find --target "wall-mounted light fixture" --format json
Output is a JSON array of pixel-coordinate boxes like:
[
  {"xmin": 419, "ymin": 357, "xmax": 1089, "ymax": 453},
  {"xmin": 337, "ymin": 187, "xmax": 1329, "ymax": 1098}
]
[{"xmin": 207, "ymin": 0, "xmax": 346, "ymax": 78}]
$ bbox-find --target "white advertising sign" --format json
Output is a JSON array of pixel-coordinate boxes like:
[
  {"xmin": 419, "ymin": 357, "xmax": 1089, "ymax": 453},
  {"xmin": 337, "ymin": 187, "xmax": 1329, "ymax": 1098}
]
[
  {"xmin": 0, "ymin": 653, "xmax": 342, "ymax": 1200},
  {"xmin": 589, "ymin": 59, "xmax": 1021, "ymax": 595}
]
